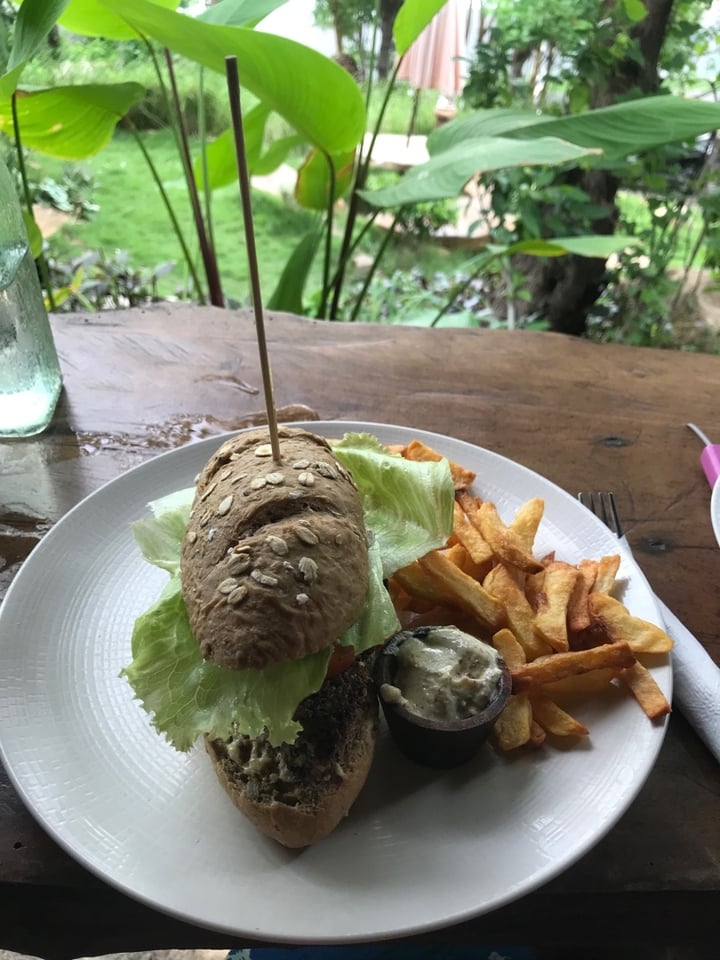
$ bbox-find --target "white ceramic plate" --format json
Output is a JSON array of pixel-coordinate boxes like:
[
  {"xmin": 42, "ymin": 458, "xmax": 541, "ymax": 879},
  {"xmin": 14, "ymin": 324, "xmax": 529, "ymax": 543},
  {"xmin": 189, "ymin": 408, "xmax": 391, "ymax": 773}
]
[
  {"xmin": 711, "ymin": 479, "xmax": 720, "ymax": 547},
  {"xmin": 0, "ymin": 422, "xmax": 671, "ymax": 943}
]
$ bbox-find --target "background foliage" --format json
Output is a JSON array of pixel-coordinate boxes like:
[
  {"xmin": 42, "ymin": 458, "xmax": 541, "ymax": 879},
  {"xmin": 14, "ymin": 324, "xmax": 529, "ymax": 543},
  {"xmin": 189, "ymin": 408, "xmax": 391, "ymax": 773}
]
[{"xmin": 1, "ymin": 0, "xmax": 719, "ymax": 350}]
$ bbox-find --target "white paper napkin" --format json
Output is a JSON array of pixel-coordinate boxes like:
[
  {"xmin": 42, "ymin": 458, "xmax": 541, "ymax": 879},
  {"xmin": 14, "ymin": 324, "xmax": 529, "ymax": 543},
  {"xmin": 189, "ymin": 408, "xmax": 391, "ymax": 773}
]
[
  {"xmin": 656, "ymin": 596, "xmax": 720, "ymax": 764},
  {"xmin": 619, "ymin": 537, "xmax": 720, "ymax": 763}
]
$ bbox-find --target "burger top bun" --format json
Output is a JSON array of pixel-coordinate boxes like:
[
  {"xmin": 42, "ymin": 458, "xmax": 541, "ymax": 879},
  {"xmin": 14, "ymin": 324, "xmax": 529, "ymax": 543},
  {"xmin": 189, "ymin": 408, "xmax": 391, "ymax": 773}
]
[{"xmin": 180, "ymin": 427, "xmax": 369, "ymax": 671}]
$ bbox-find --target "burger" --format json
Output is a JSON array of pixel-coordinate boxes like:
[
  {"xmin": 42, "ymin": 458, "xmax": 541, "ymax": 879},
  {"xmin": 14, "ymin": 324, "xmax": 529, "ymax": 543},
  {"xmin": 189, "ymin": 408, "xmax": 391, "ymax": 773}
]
[{"xmin": 122, "ymin": 426, "xmax": 454, "ymax": 847}]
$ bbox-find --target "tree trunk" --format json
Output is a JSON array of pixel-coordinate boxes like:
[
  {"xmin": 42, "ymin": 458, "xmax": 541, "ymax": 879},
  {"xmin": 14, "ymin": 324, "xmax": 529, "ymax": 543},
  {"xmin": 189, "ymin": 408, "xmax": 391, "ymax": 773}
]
[
  {"xmin": 377, "ymin": 0, "xmax": 403, "ymax": 80},
  {"xmin": 523, "ymin": 0, "xmax": 677, "ymax": 336}
]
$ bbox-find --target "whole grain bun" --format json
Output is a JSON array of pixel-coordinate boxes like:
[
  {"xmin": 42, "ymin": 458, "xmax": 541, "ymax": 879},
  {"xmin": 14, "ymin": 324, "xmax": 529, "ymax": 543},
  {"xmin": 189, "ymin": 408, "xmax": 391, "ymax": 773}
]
[
  {"xmin": 205, "ymin": 658, "xmax": 379, "ymax": 848},
  {"xmin": 181, "ymin": 427, "xmax": 368, "ymax": 670}
]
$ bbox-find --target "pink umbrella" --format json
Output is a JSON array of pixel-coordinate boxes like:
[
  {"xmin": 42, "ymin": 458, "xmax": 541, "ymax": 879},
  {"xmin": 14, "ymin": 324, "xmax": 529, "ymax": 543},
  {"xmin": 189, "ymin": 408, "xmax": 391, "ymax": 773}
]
[{"xmin": 396, "ymin": 0, "xmax": 466, "ymax": 101}]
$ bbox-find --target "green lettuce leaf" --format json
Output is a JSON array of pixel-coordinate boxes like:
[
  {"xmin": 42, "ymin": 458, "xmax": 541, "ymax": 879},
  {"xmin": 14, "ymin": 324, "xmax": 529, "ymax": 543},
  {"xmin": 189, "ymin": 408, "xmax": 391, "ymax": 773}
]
[
  {"xmin": 333, "ymin": 432, "xmax": 454, "ymax": 577},
  {"xmin": 131, "ymin": 487, "xmax": 194, "ymax": 575},
  {"xmin": 123, "ymin": 575, "xmax": 331, "ymax": 748},
  {"xmin": 123, "ymin": 431, "xmax": 455, "ymax": 749}
]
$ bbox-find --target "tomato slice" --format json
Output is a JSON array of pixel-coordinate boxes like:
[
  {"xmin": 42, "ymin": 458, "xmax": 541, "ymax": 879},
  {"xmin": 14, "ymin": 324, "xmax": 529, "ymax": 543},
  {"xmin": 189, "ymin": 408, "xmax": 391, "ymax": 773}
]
[{"xmin": 325, "ymin": 643, "xmax": 356, "ymax": 679}]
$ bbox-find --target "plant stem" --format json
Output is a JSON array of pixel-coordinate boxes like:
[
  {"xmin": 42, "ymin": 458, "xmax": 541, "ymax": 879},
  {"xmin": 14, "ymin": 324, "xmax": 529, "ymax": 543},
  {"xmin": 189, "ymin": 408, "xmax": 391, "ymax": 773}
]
[
  {"xmin": 317, "ymin": 151, "xmax": 336, "ymax": 319},
  {"xmin": 128, "ymin": 124, "xmax": 206, "ymax": 305},
  {"xmin": 164, "ymin": 48, "xmax": 224, "ymax": 307},
  {"xmin": 430, "ymin": 253, "xmax": 493, "ymax": 327},
  {"xmin": 328, "ymin": 56, "xmax": 404, "ymax": 320},
  {"xmin": 198, "ymin": 66, "xmax": 215, "ymax": 265},
  {"xmin": 348, "ymin": 210, "xmax": 400, "ymax": 323},
  {"xmin": 11, "ymin": 93, "xmax": 56, "ymax": 311}
]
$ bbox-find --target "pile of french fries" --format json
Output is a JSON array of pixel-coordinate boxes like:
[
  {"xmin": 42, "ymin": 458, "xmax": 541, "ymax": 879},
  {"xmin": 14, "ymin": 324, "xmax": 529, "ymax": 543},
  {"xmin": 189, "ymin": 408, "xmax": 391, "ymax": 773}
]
[{"xmin": 387, "ymin": 439, "xmax": 673, "ymax": 752}]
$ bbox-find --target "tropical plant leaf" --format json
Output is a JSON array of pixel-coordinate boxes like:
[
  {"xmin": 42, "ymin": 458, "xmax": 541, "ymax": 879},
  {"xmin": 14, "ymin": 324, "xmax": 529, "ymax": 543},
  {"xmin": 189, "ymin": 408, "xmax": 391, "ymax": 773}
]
[
  {"xmin": 0, "ymin": 83, "xmax": 146, "ymax": 158},
  {"xmin": 429, "ymin": 97, "xmax": 720, "ymax": 164},
  {"xmin": 504, "ymin": 234, "xmax": 639, "ymax": 258},
  {"xmin": 295, "ymin": 148, "xmax": 355, "ymax": 210},
  {"xmin": 427, "ymin": 108, "xmax": 553, "ymax": 154},
  {"xmin": 195, "ymin": 123, "xmax": 304, "ymax": 189},
  {"xmin": 197, "ymin": 0, "xmax": 285, "ymax": 26},
  {"xmin": 59, "ymin": 0, "xmax": 177, "ymax": 40},
  {"xmin": 393, "ymin": 0, "xmax": 449, "ymax": 56},
  {"xmin": 22, "ymin": 210, "xmax": 44, "ymax": 259},
  {"xmin": 97, "ymin": 0, "xmax": 366, "ymax": 155},
  {"xmin": 360, "ymin": 137, "xmax": 599, "ymax": 207},
  {"xmin": 9, "ymin": 0, "xmax": 71, "ymax": 70},
  {"xmin": 266, "ymin": 227, "xmax": 321, "ymax": 313}
]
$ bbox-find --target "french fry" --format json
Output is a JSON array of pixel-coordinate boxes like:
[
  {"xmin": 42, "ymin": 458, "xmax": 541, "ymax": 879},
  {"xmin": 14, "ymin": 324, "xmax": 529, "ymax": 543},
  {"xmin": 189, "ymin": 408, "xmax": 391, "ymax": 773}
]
[
  {"xmin": 493, "ymin": 694, "xmax": 533, "ymax": 751},
  {"xmin": 477, "ymin": 500, "xmax": 544, "ymax": 574},
  {"xmin": 511, "ymin": 641, "xmax": 636, "ymax": 693},
  {"xmin": 567, "ymin": 559, "xmax": 598, "ymax": 633},
  {"xmin": 492, "ymin": 627, "xmax": 527, "ymax": 671},
  {"xmin": 452, "ymin": 501, "xmax": 494, "ymax": 566},
  {"xmin": 529, "ymin": 720, "xmax": 547, "ymax": 747},
  {"xmin": 587, "ymin": 593, "xmax": 674, "ymax": 654},
  {"xmin": 529, "ymin": 692, "xmax": 589, "ymax": 737},
  {"xmin": 592, "ymin": 554, "xmax": 621, "ymax": 595},
  {"xmin": 484, "ymin": 563, "xmax": 552, "ymax": 660},
  {"xmin": 392, "ymin": 443, "xmax": 672, "ymax": 752},
  {"xmin": 418, "ymin": 550, "xmax": 504, "ymax": 630},
  {"xmin": 510, "ymin": 498, "xmax": 544, "ymax": 554},
  {"xmin": 533, "ymin": 561, "xmax": 579, "ymax": 652},
  {"xmin": 541, "ymin": 666, "xmax": 621, "ymax": 698},
  {"xmin": 403, "ymin": 439, "xmax": 476, "ymax": 490},
  {"xmin": 619, "ymin": 661, "xmax": 672, "ymax": 720}
]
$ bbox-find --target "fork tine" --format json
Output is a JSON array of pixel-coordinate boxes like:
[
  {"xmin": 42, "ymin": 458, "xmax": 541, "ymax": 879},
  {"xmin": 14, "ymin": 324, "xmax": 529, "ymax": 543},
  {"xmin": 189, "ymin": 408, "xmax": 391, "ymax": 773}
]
[
  {"xmin": 605, "ymin": 491, "xmax": 624, "ymax": 540},
  {"xmin": 577, "ymin": 490, "xmax": 624, "ymax": 540}
]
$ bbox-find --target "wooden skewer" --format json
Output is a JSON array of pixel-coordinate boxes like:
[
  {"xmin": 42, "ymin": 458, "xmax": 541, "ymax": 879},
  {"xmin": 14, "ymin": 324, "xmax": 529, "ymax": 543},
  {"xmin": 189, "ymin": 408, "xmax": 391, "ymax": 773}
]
[{"xmin": 224, "ymin": 55, "xmax": 282, "ymax": 464}]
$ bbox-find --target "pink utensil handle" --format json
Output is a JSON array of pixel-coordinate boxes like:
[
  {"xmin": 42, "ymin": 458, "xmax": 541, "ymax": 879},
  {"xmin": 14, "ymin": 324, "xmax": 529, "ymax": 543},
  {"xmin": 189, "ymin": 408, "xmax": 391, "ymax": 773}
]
[{"xmin": 700, "ymin": 445, "xmax": 720, "ymax": 488}]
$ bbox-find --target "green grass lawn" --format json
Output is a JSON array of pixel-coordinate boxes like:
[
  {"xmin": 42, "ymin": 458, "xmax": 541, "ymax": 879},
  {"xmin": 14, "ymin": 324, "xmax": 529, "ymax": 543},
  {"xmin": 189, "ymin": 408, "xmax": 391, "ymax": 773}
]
[{"xmin": 41, "ymin": 127, "xmax": 470, "ymax": 311}]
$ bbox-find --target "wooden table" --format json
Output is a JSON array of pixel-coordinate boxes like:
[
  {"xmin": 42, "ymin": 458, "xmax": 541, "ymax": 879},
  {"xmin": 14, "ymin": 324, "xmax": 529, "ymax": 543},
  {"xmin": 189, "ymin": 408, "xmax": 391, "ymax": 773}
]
[{"xmin": 2, "ymin": 305, "xmax": 719, "ymax": 960}]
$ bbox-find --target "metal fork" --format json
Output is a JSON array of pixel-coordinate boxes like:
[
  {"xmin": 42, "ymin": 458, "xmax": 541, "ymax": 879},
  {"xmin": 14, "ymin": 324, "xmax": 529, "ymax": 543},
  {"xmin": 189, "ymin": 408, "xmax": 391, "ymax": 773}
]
[
  {"xmin": 577, "ymin": 491, "xmax": 624, "ymax": 539},
  {"xmin": 577, "ymin": 487, "xmax": 720, "ymax": 763}
]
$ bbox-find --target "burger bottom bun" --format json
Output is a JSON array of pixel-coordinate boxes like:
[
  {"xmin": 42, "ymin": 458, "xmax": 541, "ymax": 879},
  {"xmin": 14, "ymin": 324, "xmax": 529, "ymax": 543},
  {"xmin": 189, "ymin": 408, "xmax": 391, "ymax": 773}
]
[{"xmin": 205, "ymin": 659, "xmax": 379, "ymax": 848}]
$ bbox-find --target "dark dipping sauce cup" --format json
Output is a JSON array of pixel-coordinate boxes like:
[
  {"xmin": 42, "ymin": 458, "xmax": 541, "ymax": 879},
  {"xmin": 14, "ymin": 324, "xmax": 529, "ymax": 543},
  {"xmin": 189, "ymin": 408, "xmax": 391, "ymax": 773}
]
[{"xmin": 373, "ymin": 627, "xmax": 512, "ymax": 769}]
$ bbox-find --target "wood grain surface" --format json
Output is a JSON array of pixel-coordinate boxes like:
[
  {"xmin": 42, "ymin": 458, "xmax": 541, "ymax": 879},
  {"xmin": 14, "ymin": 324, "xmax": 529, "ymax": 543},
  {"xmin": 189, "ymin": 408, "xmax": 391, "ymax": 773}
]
[{"xmin": 1, "ymin": 305, "xmax": 719, "ymax": 958}]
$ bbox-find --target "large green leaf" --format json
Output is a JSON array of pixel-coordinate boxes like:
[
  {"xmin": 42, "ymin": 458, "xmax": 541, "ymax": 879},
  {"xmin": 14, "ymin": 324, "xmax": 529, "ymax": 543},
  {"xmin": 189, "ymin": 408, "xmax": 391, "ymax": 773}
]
[
  {"xmin": 194, "ymin": 107, "xmax": 304, "ymax": 189},
  {"xmin": 394, "ymin": 0, "xmax": 448, "ymax": 56},
  {"xmin": 430, "ymin": 97, "xmax": 720, "ymax": 164},
  {"xmin": 428, "ymin": 108, "xmax": 553, "ymax": 155},
  {"xmin": 0, "ymin": 0, "xmax": 71, "ymax": 98},
  {"xmin": 266, "ymin": 227, "xmax": 321, "ymax": 313},
  {"xmin": 359, "ymin": 137, "xmax": 599, "ymax": 207},
  {"xmin": 10, "ymin": 0, "xmax": 71, "ymax": 70},
  {"xmin": 0, "ymin": 82, "xmax": 146, "ymax": 158},
  {"xmin": 98, "ymin": 0, "xmax": 365, "ymax": 154},
  {"xmin": 197, "ymin": 0, "xmax": 285, "ymax": 26},
  {"xmin": 295, "ymin": 147, "xmax": 354, "ymax": 210},
  {"xmin": 59, "ymin": 0, "xmax": 177, "ymax": 40},
  {"xmin": 503, "ymin": 234, "xmax": 638, "ymax": 258}
]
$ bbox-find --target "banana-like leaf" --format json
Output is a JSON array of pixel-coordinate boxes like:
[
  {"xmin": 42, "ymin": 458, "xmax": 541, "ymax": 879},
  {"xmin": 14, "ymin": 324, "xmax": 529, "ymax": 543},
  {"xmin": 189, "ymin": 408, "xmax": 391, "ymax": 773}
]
[
  {"xmin": 266, "ymin": 227, "xmax": 321, "ymax": 313},
  {"xmin": 197, "ymin": 0, "xmax": 286, "ymax": 26},
  {"xmin": 22, "ymin": 209, "xmax": 44, "ymax": 259},
  {"xmin": 360, "ymin": 137, "xmax": 599, "ymax": 207},
  {"xmin": 429, "ymin": 97, "xmax": 720, "ymax": 164},
  {"xmin": 9, "ymin": 0, "xmax": 72, "ymax": 70},
  {"xmin": 503, "ymin": 234, "xmax": 638, "ymax": 258},
  {"xmin": 194, "ymin": 110, "xmax": 303, "ymax": 189},
  {"xmin": 427, "ymin": 108, "xmax": 554, "ymax": 154},
  {"xmin": 394, "ymin": 0, "xmax": 448, "ymax": 56},
  {"xmin": 295, "ymin": 148, "xmax": 355, "ymax": 211},
  {"xmin": 0, "ymin": 0, "xmax": 71, "ymax": 98},
  {"xmin": 0, "ymin": 83, "xmax": 147, "ymax": 158},
  {"xmin": 97, "ymin": 0, "xmax": 365, "ymax": 155},
  {"xmin": 59, "ymin": 0, "xmax": 177, "ymax": 40}
]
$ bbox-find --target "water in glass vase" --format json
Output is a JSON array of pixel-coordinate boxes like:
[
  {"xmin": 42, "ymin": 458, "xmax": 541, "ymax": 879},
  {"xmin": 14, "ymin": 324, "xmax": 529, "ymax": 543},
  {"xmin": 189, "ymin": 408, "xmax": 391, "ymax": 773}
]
[{"xmin": 0, "ymin": 241, "xmax": 63, "ymax": 437}]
